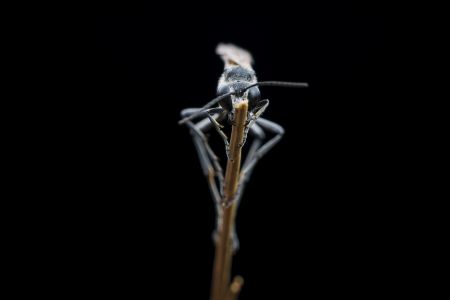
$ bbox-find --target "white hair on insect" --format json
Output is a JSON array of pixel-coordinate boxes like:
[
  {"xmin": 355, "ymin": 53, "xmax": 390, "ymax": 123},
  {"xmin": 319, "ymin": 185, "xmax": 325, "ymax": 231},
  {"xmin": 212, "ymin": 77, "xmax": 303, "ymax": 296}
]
[{"xmin": 216, "ymin": 43, "xmax": 254, "ymax": 70}]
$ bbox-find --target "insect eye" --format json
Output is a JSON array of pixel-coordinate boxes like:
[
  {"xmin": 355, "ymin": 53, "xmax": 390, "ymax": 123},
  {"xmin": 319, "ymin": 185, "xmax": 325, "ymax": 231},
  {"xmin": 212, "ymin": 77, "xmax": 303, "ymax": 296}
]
[
  {"xmin": 247, "ymin": 86, "xmax": 261, "ymax": 105},
  {"xmin": 217, "ymin": 85, "xmax": 233, "ymax": 111}
]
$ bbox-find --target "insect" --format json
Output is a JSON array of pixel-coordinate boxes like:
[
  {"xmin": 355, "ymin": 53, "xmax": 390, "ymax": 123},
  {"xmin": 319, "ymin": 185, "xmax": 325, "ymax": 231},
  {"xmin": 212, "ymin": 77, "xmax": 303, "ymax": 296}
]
[{"xmin": 179, "ymin": 43, "xmax": 307, "ymax": 250}]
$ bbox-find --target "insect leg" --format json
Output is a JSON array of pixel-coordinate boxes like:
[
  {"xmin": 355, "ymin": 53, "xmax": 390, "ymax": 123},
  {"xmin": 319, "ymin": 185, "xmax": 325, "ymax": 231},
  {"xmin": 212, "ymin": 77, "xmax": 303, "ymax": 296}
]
[
  {"xmin": 242, "ymin": 99, "xmax": 269, "ymax": 147},
  {"xmin": 225, "ymin": 123, "xmax": 266, "ymax": 252},
  {"xmin": 232, "ymin": 117, "xmax": 284, "ymax": 210},
  {"xmin": 182, "ymin": 107, "xmax": 230, "ymax": 157},
  {"xmin": 237, "ymin": 100, "xmax": 270, "ymax": 208},
  {"xmin": 180, "ymin": 108, "xmax": 228, "ymax": 247},
  {"xmin": 205, "ymin": 112, "xmax": 231, "ymax": 158},
  {"xmin": 241, "ymin": 117, "xmax": 284, "ymax": 177},
  {"xmin": 180, "ymin": 108, "xmax": 226, "ymax": 184},
  {"xmin": 190, "ymin": 133, "xmax": 222, "ymax": 203},
  {"xmin": 251, "ymin": 99, "xmax": 270, "ymax": 119},
  {"xmin": 235, "ymin": 123, "xmax": 266, "ymax": 205},
  {"xmin": 189, "ymin": 128, "xmax": 225, "ymax": 248}
]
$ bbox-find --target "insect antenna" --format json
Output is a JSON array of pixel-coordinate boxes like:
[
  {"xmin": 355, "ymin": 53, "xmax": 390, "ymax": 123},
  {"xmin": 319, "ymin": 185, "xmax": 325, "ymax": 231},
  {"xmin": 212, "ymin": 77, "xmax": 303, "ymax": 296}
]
[
  {"xmin": 243, "ymin": 81, "xmax": 309, "ymax": 91},
  {"xmin": 178, "ymin": 91, "xmax": 235, "ymax": 125},
  {"xmin": 178, "ymin": 81, "xmax": 308, "ymax": 125}
]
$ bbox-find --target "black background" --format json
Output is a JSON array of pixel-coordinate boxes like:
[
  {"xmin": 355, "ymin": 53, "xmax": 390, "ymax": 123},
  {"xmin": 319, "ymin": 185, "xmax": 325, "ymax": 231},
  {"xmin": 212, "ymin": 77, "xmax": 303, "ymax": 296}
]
[{"xmin": 90, "ymin": 4, "xmax": 388, "ymax": 298}]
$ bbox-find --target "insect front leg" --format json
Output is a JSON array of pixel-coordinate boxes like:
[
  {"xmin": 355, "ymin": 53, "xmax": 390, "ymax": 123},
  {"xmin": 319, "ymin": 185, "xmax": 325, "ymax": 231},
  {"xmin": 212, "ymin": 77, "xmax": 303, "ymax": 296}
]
[
  {"xmin": 205, "ymin": 110, "xmax": 231, "ymax": 159},
  {"xmin": 242, "ymin": 99, "xmax": 269, "ymax": 147},
  {"xmin": 251, "ymin": 99, "xmax": 270, "ymax": 119}
]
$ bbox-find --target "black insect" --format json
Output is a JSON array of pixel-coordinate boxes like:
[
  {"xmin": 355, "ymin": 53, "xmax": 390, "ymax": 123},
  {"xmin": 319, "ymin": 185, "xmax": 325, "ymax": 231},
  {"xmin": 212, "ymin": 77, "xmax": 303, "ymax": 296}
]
[{"xmin": 179, "ymin": 43, "xmax": 308, "ymax": 251}]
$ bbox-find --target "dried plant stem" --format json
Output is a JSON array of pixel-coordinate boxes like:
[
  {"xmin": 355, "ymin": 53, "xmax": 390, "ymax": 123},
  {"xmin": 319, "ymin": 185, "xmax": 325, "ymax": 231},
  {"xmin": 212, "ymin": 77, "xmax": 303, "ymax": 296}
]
[
  {"xmin": 228, "ymin": 276, "xmax": 244, "ymax": 300},
  {"xmin": 211, "ymin": 100, "xmax": 248, "ymax": 300}
]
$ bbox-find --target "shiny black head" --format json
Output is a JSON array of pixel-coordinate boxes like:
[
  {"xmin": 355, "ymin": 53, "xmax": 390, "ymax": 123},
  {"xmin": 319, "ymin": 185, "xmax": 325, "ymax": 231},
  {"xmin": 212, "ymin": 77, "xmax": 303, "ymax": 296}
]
[
  {"xmin": 217, "ymin": 83, "xmax": 261, "ymax": 112},
  {"xmin": 217, "ymin": 66, "xmax": 260, "ymax": 111},
  {"xmin": 178, "ymin": 79, "xmax": 307, "ymax": 126}
]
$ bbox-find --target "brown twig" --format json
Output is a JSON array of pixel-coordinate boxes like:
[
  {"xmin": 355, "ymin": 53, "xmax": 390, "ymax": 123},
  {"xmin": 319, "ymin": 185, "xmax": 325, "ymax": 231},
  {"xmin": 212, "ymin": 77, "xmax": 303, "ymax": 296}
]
[
  {"xmin": 228, "ymin": 276, "xmax": 244, "ymax": 300},
  {"xmin": 210, "ymin": 100, "xmax": 248, "ymax": 300}
]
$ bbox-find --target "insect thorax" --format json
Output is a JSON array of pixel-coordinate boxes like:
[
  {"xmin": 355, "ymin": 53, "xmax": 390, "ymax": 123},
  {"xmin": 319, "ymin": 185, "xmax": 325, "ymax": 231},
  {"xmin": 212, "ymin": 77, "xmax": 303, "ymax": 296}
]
[{"xmin": 224, "ymin": 66, "xmax": 256, "ymax": 82}]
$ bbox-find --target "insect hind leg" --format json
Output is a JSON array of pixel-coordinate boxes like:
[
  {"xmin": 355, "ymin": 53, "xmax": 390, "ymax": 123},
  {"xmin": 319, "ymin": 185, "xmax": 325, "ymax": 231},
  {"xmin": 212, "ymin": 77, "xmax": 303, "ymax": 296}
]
[
  {"xmin": 180, "ymin": 108, "xmax": 229, "ymax": 249},
  {"xmin": 242, "ymin": 99, "xmax": 269, "ymax": 148}
]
